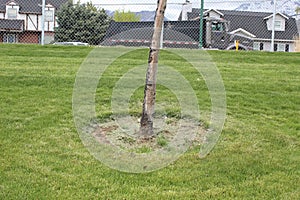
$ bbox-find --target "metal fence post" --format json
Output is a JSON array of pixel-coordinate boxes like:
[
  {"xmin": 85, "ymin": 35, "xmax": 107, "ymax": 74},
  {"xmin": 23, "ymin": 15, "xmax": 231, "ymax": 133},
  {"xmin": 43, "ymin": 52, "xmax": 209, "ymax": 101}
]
[{"xmin": 199, "ymin": 0, "xmax": 204, "ymax": 48}]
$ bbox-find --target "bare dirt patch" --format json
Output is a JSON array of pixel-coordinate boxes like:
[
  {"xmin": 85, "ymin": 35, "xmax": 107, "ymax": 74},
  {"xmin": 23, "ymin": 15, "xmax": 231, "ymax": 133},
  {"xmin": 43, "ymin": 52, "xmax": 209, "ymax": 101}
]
[{"xmin": 91, "ymin": 116, "xmax": 206, "ymax": 153}]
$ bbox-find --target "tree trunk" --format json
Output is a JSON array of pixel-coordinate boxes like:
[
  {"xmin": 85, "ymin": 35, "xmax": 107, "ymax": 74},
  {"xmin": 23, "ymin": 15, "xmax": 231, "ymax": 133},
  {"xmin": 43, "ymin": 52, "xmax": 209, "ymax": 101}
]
[{"xmin": 140, "ymin": 0, "xmax": 167, "ymax": 137}]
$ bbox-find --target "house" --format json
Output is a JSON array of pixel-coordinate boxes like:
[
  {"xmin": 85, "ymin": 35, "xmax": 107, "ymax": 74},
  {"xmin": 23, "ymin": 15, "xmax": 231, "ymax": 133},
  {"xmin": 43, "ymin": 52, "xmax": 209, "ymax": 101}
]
[
  {"xmin": 179, "ymin": 9, "xmax": 299, "ymax": 52},
  {"xmin": 0, "ymin": 0, "xmax": 67, "ymax": 44}
]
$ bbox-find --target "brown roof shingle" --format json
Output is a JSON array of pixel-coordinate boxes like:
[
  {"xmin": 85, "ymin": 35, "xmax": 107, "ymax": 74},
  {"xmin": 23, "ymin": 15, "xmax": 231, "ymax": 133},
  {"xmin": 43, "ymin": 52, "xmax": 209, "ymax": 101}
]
[{"xmin": 0, "ymin": 19, "xmax": 24, "ymax": 31}]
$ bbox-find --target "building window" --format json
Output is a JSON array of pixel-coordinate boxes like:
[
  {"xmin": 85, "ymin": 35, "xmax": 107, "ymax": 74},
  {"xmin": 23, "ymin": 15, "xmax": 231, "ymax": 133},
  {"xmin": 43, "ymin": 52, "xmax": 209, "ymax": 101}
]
[
  {"xmin": 253, "ymin": 42, "xmax": 259, "ymax": 50},
  {"xmin": 260, "ymin": 43, "xmax": 264, "ymax": 51},
  {"xmin": 211, "ymin": 21, "xmax": 224, "ymax": 31},
  {"xmin": 274, "ymin": 20, "xmax": 282, "ymax": 30},
  {"xmin": 45, "ymin": 10, "xmax": 54, "ymax": 22},
  {"xmin": 7, "ymin": 8, "xmax": 17, "ymax": 19},
  {"xmin": 3, "ymin": 34, "xmax": 16, "ymax": 43},
  {"xmin": 278, "ymin": 44, "xmax": 285, "ymax": 52},
  {"xmin": 274, "ymin": 44, "xmax": 278, "ymax": 52},
  {"xmin": 285, "ymin": 44, "xmax": 289, "ymax": 52}
]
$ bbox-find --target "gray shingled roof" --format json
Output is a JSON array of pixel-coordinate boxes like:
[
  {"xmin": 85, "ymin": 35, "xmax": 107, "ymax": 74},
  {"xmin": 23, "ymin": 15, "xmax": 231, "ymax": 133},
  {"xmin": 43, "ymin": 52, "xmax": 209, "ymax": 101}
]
[
  {"xmin": 183, "ymin": 8, "xmax": 298, "ymax": 40},
  {"xmin": 0, "ymin": 19, "xmax": 23, "ymax": 31},
  {"xmin": 0, "ymin": 0, "xmax": 68, "ymax": 14}
]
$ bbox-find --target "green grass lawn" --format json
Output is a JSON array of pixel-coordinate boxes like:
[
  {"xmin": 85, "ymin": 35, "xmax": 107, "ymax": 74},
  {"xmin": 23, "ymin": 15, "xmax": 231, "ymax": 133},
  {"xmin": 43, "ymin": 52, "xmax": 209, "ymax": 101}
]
[{"xmin": 0, "ymin": 44, "xmax": 299, "ymax": 199}]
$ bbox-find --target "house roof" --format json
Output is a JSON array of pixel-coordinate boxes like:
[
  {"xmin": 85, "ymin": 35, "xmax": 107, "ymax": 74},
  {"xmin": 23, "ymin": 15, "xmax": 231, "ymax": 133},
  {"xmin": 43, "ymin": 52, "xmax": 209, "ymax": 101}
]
[
  {"xmin": 0, "ymin": 19, "xmax": 24, "ymax": 31},
  {"xmin": 0, "ymin": 0, "xmax": 68, "ymax": 14},
  {"xmin": 182, "ymin": 9, "xmax": 298, "ymax": 40},
  {"xmin": 230, "ymin": 28, "xmax": 256, "ymax": 38},
  {"xmin": 203, "ymin": 9, "xmax": 224, "ymax": 17},
  {"xmin": 264, "ymin": 12, "xmax": 289, "ymax": 20}
]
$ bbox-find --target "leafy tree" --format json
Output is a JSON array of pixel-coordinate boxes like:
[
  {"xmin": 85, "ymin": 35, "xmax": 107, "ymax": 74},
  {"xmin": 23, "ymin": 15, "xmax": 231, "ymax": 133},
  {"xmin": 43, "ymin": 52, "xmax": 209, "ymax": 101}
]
[
  {"xmin": 113, "ymin": 10, "xmax": 141, "ymax": 22},
  {"xmin": 55, "ymin": 0, "xmax": 111, "ymax": 45}
]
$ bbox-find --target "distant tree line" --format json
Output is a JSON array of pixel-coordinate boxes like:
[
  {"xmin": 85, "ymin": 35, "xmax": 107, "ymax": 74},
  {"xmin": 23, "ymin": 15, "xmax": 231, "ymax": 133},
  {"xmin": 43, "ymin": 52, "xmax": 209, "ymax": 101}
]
[{"xmin": 113, "ymin": 10, "xmax": 141, "ymax": 22}]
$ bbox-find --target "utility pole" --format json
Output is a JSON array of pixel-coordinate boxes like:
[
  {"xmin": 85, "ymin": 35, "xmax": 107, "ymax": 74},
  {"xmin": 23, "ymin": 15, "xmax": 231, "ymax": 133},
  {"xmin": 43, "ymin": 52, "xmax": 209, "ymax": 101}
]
[
  {"xmin": 41, "ymin": 0, "xmax": 45, "ymax": 45},
  {"xmin": 271, "ymin": 0, "xmax": 277, "ymax": 52},
  {"xmin": 199, "ymin": 0, "xmax": 204, "ymax": 48}
]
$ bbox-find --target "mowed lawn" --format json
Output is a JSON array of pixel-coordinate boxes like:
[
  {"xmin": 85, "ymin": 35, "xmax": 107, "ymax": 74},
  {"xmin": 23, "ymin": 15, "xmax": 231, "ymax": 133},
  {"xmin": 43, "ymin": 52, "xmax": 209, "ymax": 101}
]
[{"xmin": 0, "ymin": 44, "xmax": 299, "ymax": 199}]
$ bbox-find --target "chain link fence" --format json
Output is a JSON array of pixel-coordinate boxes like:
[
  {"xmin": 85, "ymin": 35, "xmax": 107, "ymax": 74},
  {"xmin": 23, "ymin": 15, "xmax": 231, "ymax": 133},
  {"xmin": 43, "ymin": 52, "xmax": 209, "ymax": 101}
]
[{"xmin": 0, "ymin": 0, "xmax": 299, "ymax": 51}]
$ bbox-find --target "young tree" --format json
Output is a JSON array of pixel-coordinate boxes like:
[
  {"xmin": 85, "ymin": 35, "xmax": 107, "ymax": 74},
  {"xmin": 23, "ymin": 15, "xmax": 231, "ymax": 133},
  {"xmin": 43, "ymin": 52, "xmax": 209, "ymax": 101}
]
[
  {"xmin": 140, "ymin": 0, "xmax": 167, "ymax": 137},
  {"xmin": 55, "ymin": 0, "xmax": 111, "ymax": 45},
  {"xmin": 113, "ymin": 10, "xmax": 141, "ymax": 22}
]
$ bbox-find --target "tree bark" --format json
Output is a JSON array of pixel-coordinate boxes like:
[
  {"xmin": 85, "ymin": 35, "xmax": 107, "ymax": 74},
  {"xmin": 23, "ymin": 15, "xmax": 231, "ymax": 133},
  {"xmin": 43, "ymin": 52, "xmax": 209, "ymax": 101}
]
[{"xmin": 140, "ymin": 0, "xmax": 167, "ymax": 137}]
